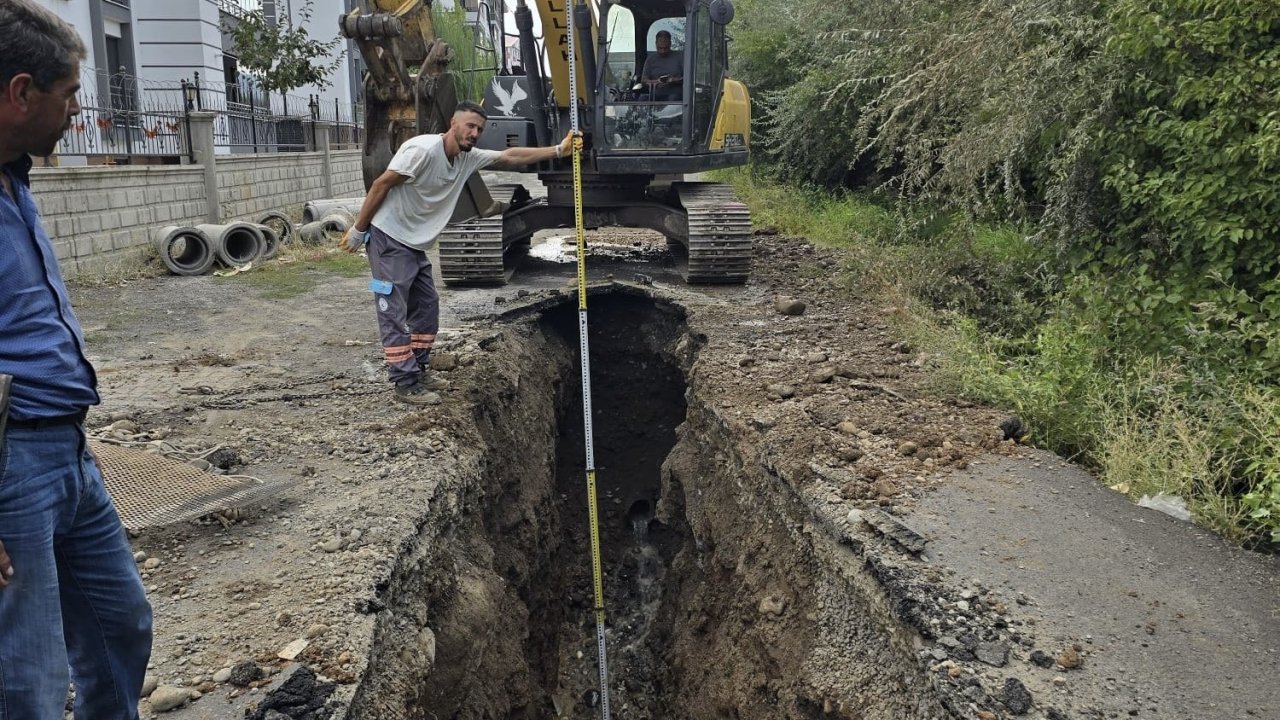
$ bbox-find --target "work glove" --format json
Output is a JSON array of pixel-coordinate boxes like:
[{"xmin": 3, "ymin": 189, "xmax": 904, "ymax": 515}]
[
  {"xmin": 556, "ymin": 130, "xmax": 576, "ymax": 159},
  {"xmin": 342, "ymin": 227, "xmax": 370, "ymax": 253}
]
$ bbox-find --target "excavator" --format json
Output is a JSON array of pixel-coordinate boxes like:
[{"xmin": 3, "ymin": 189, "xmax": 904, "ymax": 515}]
[{"xmin": 340, "ymin": 0, "xmax": 752, "ymax": 285}]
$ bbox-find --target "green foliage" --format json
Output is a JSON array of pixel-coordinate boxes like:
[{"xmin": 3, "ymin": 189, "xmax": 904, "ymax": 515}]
[
  {"xmin": 1087, "ymin": 0, "xmax": 1280, "ymax": 376},
  {"xmin": 717, "ymin": 168, "xmax": 1053, "ymax": 336},
  {"xmin": 432, "ymin": 2, "xmax": 498, "ymax": 102},
  {"xmin": 734, "ymin": 0, "xmax": 1116, "ymax": 225},
  {"xmin": 728, "ymin": 0, "xmax": 1280, "ymax": 547},
  {"xmin": 225, "ymin": 0, "xmax": 344, "ymax": 93},
  {"xmin": 909, "ymin": 300, "xmax": 1276, "ymax": 546}
]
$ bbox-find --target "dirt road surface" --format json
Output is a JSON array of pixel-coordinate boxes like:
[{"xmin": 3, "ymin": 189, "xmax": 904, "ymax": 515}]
[{"xmin": 68, "ymin": 215, "xmax": 1280, "ymax": 719}]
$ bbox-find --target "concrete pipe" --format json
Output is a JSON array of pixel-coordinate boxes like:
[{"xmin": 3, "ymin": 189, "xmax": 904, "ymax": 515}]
[
  {"xmin": 302, "ymin": 197, "xmax": 364, "ymax": 224},
  {"xmin": 152, "ymin": 225, "xmax": 215, "ymax": 276},
  {"xmin": 298, "ymin": 211, "xmax": 354, "ymax": 245},
  {"xmin": 197, "ymin": 222, "xmax": 265, "ymax": 267},
  {"xmin": 255, "ymin": 224, "xmax": 281, "ymax": 261},
  {"xmin": 254, "ymin": 210, "xmax": 296, "ymax": 246}
]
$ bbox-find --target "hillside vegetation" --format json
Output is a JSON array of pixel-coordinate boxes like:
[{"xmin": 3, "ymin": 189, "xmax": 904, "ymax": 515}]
[{"xmin": 725, "ymin": 0, "xmax": 1280, "ymax": 546}]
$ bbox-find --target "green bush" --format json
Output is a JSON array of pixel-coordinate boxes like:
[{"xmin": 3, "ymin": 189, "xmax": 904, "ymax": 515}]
[
  {"xmin": 726, "ymin": 0, "xmax": 1280, "ymax": 547},
  {"xmin": 1087, "ymin": 0, "xmax": 1280, "ymax": 377}
]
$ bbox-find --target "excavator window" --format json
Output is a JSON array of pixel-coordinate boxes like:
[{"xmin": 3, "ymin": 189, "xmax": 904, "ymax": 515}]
[
  {"xmin": 690, "ymin": 0, "xmax": 725, "ymax": 148},
  {"xmin": 602, "ymin": 13, "xmax": 688, "ymax": 151}
]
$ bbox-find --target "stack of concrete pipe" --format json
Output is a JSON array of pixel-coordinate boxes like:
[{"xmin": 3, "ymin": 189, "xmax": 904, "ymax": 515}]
[
  {"xmin": 302, "ymin": 197, "xmax": 363, "ymax": 224},
  {"xmin": 298, "ymin": 197, "xmax": 362, "ymax": 245},
  {"xmin": 153, "ymin": 197, "xmax": 360, "ymax": 275},
  {"xmin": 297, "ymin": 210, "xmax": 355, "ymax": 245},
  {"xmin": 153, "ymin": 213, "xmax": 294, "ymax": 276}
]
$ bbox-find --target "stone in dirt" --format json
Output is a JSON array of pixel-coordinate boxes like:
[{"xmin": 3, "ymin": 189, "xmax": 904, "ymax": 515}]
[
  {"xmin": 429, "ymin": 353, "xmax": 459, "ymax": 371},
  {"xmin": 1000, "ymin": 416, "xmax": 1027, "ymax": 442},
  {"xmin": 809, "ymin": 366, "xmax": 836, "ymax": 384},
  {"xmin": 774, "ymin": 297, "xmax": 807, "ymax": 316},
  {"xmin": 758, "ymin": 595, "xmax": 786, "ymax": 616},
  {"xmin": 140, "ymin": 673, "xmax": 158, "ymax": 698},
  {"xmin": 205, "ymin": 446, "xmax": 241, "ymax": 470},
  {"xmin": 836, "ymin": 445, "xmax": 863, "ymax": 462},
  {"xmin": 766, "ymin": 383, "xmax": 796, "ymax": 399},
  {"xmin": 279, "ymin": 638, "xmax": 310, "ymax": 660},
  {"xmin": 1057, "ymin": 647, "xmax": 1083, "ymax": 669},
  {"xmin": 874, "ymin": 479, "xmax": 897, "ymax": 498},
  {"xmin": 1000, "ymin": 677, "xmax": 1034, "ymax": 715},
  {"xmin": 148, "ymin": 686, "xmax": 192, "ymax": 712},
  {"xmin": 976, "ymin": 641, "xmax": 1009, "ymax": 667},
  {"xmin": 1029, "ymin": 649, "xmax": 1054, "ymax": 668},
  {"xmin": 229, "ymin": 659, "xmax": 266, "ymax": 687}
]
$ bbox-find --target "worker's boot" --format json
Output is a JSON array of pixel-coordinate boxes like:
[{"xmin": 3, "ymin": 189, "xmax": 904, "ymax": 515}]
[
  {"xmin": 394, "ymin": 381, "xmax": 440, "ymax": 405},
  {"xmin": 419, "ymin": 370, "xmax": 449, "ymax": 391}
]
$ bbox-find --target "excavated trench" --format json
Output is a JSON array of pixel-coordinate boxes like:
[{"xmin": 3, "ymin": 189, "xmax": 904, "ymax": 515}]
[{"xmin": 347, "ymin": 289, "xmax": 952, "ymax": 720}]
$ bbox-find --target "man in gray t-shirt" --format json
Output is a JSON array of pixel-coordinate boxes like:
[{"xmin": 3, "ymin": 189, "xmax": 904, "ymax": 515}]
[
  {"xmin": 342, "ymin": 101, "xmax": 571, "ymax": 405},
  {"xmin": 641, "ymin": 30, "xmax": 683, "ymax": 101}
]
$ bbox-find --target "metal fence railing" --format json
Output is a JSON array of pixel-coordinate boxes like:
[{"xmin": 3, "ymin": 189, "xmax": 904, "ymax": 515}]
[
  {"xmin": 52, "ymin": 67, "xmax": 364, "ymax": 163},
  {"xmin": 186, "ymin": 72, "xmax": 364, "ymax": 154},
  {"xmin": 55, "ymin": 68, "xmax": 189, "ymax": 161}
]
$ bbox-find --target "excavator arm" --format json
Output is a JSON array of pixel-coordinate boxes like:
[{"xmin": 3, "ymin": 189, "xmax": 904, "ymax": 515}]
[{"xmin": 340, "ymin": 0, "xmax": 460, "ymax": 189}]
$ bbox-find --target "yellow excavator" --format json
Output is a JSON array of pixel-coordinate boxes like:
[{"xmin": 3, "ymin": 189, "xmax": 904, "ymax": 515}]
[{"xmin": 340, "ymin": 0, "xmax": 752, "ymax": 284}]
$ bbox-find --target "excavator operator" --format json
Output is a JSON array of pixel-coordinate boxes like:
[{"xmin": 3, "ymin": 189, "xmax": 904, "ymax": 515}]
[{"xmin": 640, "ymin": 30, "xmax": 683, "ymax": 101}]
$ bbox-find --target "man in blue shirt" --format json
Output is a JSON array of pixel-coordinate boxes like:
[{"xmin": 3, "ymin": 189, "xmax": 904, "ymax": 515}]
[{"xmin": 0, "ymin": 2, "xmax": 153, "ymax": 718}]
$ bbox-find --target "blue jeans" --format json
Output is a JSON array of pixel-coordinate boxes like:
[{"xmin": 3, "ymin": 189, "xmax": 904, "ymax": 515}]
[{"xmin": 0, "ymin": 424, "xmax": 153, "ymax": 719}]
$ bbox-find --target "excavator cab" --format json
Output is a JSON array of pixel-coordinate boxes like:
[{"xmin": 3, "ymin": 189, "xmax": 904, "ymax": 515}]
[{"xmin": 343, "ymin": 0, "xmax": 752, "ymax": 285}]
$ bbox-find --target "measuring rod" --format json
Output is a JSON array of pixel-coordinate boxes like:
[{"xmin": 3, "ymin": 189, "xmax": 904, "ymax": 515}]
[{"xmin": 567, "ymin": 2, "xmax": 613, "ymax": 718}]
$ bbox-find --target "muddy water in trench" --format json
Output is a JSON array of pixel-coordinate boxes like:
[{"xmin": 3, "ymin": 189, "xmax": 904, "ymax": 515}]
[{"xmin": 539, "ymin": 295, "xmax": 690, "ymax": 719}]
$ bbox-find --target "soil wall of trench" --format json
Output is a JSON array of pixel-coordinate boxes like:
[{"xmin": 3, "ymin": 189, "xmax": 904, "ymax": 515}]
[{"xmin": 344, "ymin": 290, "xmax": 951, "ymax": 720}]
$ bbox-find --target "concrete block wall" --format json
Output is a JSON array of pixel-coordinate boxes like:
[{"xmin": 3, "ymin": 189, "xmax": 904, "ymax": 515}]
[
  {"xmin": 213, "ymin": 150, "xmax": 366, "ymax": 219},
  {"xmin": 29, "ymin": 149, "xmax": 367, "ymax": 277},
  {"xmin": 215, "ymin": 154, "xmax": 328, "ymax": 221},
  {"xmin": 30, "ymin": 165, "xmax": 208, "ymax": 275},
  {"xmin": 332, "ymin": 150, "xmax": 364, "ymax": 197}
]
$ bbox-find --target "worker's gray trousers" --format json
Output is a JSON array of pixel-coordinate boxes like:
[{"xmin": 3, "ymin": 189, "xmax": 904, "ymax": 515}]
[{"xmin": 367, "ymin": 225, "xmax": 438, "ymax": 387}]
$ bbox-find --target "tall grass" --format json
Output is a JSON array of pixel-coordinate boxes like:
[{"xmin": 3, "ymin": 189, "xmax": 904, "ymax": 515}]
[{"xmin": 720, "ymin": 168, "xmax": 1280, "ymax": 548}]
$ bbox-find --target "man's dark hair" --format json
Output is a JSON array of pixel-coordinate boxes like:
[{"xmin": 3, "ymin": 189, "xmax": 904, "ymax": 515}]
[
  {"xmin": 455, "ymin": 100, "xmax": 488, "ymax": 121},
  {"xmin": 0, "ymin": 0, "xmax": 86, "ymax": 91},
  {"xmin": 655, "ymin": 30, "xmax": 672, "ymax": 41}
]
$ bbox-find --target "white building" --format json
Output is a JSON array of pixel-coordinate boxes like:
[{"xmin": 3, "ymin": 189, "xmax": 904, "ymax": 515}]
[{"xmin": 35, "ymin": 0, "xmax": 362, "ymax": 153}]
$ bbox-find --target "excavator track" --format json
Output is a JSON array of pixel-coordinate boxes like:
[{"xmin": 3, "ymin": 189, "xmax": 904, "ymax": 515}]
[
  {"xmin": 674, "ymin": 182, "xmax": 753, "ymax": 284},
  {"xmin": 438, "ymin": 184, "xmax": 521, "ymax": 286}
]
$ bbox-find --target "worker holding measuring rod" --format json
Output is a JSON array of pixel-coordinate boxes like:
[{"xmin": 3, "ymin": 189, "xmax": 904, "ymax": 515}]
[{"xmin": 341, "ymin": 100, "xmax": 571, "ymax": 405}]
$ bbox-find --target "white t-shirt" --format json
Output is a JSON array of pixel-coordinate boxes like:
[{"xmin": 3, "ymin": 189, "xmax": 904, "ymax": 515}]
[{"xmin": 371, "ymin": 134, "xmax": 502, "ymax": 250}]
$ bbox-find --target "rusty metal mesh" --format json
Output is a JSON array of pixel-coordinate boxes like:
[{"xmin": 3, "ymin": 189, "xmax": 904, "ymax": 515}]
[{"xmin": 91, "ymin": 441, "xmax": 294, "ymax": 530}]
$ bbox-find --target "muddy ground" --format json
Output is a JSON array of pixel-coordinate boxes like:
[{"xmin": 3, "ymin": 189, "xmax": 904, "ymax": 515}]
[{"xmin": 69, "ymin": 216, "xmax": 1280, "ymax": 720}]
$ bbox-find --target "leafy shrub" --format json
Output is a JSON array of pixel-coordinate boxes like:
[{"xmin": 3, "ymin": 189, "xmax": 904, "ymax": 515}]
[{"xmin": 1088, "ymin": 0, "xmax": 1280, "ymax": 377}]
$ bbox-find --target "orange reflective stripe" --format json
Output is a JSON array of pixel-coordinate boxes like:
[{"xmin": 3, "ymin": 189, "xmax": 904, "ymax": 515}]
[
  {"xmin": 410, "ymin": 333, "xmax": 436, "ymax": 350},
  {"xmin": 383, "ymin": 345, "xmax": 413, "ymax": 362}
]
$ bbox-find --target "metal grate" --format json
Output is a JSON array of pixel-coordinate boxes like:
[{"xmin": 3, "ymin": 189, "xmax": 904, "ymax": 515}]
[{"xmin": 91, "ymin": 442, "xmax": 294, "ymax": 530}]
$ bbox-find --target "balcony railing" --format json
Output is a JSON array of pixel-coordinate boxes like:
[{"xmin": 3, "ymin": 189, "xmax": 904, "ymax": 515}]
[{"xmin": 216, "ymin": 0, "xmax": 262, "ymax": 18}]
